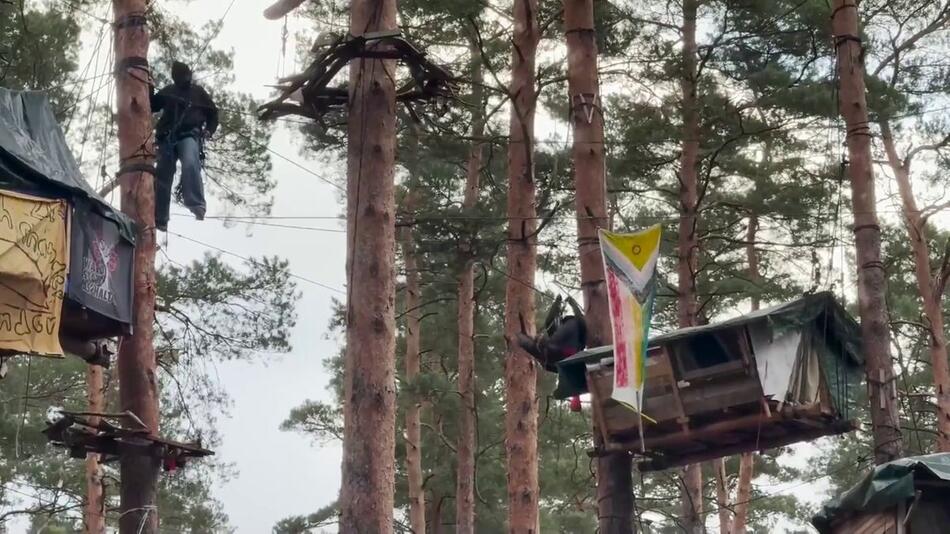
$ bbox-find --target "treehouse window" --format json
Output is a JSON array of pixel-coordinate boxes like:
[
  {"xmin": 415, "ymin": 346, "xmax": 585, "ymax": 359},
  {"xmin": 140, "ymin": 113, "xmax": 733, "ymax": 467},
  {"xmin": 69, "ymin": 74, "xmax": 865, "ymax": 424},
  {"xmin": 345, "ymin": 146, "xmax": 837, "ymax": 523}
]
[{"xmin": 672, "ymin": 329, "xmax": 745, "ymax": 380}]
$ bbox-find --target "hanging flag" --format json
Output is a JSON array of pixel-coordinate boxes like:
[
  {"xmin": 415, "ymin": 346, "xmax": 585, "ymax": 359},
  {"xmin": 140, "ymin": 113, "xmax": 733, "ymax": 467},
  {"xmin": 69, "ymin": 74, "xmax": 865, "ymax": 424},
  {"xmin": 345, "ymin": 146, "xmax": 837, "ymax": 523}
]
[{"xmin": 599, "ymin": 225, "xmax": 662, "ymax": 414}]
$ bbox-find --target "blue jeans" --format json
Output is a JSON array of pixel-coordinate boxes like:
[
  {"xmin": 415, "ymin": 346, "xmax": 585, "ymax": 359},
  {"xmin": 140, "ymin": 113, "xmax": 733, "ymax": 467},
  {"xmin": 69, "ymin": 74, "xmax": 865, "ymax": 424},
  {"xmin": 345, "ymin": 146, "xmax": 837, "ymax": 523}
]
[{"xmin": 155, "ymin": 135, "xmax": 205, "ymax": 227}]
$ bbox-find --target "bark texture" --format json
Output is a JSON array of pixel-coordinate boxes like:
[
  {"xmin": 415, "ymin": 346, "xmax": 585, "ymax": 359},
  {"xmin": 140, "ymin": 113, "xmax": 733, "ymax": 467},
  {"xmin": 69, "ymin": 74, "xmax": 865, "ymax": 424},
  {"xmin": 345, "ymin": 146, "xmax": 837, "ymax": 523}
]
[
  {"xmin": 679, "ymin": 0, "xmax": 704, "ymax": 529},
  {"xmin": 84, "ymin": 365, "xmax": 106, "ymax": 534},
  {"xmin": 403, "ymin": 170, "xmax": 426, "ymax": 533},
  {"xmin": 339, "ymin": 0, "xmax": 399, "ymax": 531},
  {"xmin": 831, "ymin": 0, "xmax": 903, "ymax": 464},
  {"xmin": 880, "ymin": 121, "xmax": 950, "ymax": 452},
  {"xmin": 713, "ymin": 460, "xmax": 731, "ymax": 534},
  {"xmin": 112, "ymin": 1, "xmax": 159, "ymax": 530},
  {"xmin": 504, "ymin": 0, "xmax": 541, "ymax": 531},
  {"xmin": 731, "ymin": 215, "xmax": 760, "ymax": 534},
  {"xmin": 564, "ymin": 1, "xmax": 634, "ymax": 532},
  {"xmin": 456, "ymin": 36, "xmax": 485, "ymax": 534}
]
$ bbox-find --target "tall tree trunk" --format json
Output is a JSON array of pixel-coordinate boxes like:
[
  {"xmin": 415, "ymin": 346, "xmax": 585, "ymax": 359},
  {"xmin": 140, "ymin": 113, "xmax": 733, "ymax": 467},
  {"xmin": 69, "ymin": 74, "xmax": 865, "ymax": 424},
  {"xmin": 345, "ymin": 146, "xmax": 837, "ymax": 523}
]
[
  {"xmin": 504, "ymin": 0, "xmax": 540, "ymax": 531},
  {"xmin": 831, "ymin": 0, "xmax": 903, "ymax": 464},
  {"xmin": 456, "ymin": 37, "xmax": 485, "ymax": 534},
  {"xmin": 713, "ymin": 460, "xmax": 731, "ymax": 534},
  {"xmin": 880, "ymin": 121, "xmax": 950, "ymax": 452},
  {"xmin": 339, "ymin": 0, "xmax": 398, "ymax": 531},
  {"xmin": 84, "ymin": 364, "xmax": 105, "ymax": 534},
  {"xmin": 403, "ymin": 144, "xmax": 426, "ymax": 534},
  {"xmin": 112, "ymin": 1, "xmax": 159, "ymax": 531},
  {"xmin": 564, "ymin": 1, "xmax": 634, "ymax": 532},
  {"xmin": 679, "ymin": 0, "xmax": 704, "ymax": 529},
  {"xmin": 732, "ymin": 149, "xmax": 764, "ymax": 534}
]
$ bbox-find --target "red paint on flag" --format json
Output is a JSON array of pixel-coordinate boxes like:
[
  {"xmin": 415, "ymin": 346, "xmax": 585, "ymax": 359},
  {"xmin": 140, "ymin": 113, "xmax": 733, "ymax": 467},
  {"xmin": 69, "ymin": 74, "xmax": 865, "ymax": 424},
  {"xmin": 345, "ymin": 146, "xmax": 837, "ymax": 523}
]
[{"xmin": 606, "ymin": 269, "xmax": 628, "ymax": 387}]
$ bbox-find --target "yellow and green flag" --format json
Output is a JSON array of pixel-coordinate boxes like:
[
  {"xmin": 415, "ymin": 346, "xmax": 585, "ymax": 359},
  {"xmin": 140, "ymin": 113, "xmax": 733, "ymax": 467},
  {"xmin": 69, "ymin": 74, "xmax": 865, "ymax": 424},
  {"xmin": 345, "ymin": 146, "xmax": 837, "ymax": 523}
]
[{"xmin": 599, "ymin": 225, "xmax": 662, "ymax": 413}]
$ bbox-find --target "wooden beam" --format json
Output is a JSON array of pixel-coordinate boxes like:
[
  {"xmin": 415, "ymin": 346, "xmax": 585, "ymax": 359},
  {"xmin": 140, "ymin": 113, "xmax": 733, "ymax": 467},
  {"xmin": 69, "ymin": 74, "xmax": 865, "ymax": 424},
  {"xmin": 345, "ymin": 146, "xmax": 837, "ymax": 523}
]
[
  {"xmin": 606, "ymin": 404, "xmax": 827, "ymax": 453},
  {"xmin": 263, "ymin": 0, "xmax": 306, "ymax": 19},
  {"xmin": 636, "ymin": 420, "xmax": 856, "ymax": 472}
]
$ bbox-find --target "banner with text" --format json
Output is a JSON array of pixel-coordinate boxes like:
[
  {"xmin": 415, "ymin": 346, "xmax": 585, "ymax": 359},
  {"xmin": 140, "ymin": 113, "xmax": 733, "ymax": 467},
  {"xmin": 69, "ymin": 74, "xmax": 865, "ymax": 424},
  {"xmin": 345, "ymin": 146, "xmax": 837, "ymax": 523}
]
[
  {"xmin": 68, "ymin": 208, "xmax": 133, "ymax": 327},
  {"xmin": 0, "ymin": 190, "xmax": 68, "ymax": 357}
]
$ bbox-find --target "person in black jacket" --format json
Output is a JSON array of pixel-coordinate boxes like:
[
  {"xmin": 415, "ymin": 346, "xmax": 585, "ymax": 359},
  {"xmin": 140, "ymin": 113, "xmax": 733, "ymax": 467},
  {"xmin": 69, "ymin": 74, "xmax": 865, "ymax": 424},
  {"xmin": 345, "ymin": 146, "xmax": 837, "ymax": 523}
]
[{"xmin": 150, "ymin": 61, "xmax": 218, "ymax": 231}]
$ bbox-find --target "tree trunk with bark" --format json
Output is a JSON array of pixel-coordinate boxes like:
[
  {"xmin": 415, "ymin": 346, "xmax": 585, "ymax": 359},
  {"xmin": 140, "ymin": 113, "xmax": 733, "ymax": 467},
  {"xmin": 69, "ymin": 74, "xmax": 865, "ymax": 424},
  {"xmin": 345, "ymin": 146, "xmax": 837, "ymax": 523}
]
[
  {"xmin": 504, "ymin": 0, "xmax": 541, "ymax": 531},
  {"xmin": 84, "ymin": 365, "xmax": 105, "ymax": 534},
  {"xmin": 880, "ymin": 121, "xmax": 950, "ymax": 452},
  {"xmin": 339, "ymin": 0, "xmax": 399, "ymax": 531},
  {"xmin": 564, "ymin": 1, "xmax": 634, "ymax": 532},
  {"xmin": 831, "ymin": 0, "xmax": 903, "ymax": 465},
  {"xmin": 732, "ymin": 157, "xmax": 764, "ymax": 534},
  {"xmin": 730, "ymin": 216, "xmax": 761, "ymax": 534},
  {"xmin": 403, "ymin": 145, "xmax": 426, "ymax": 534},
  {"xmin": 456, "ymin": 37, "xmax": 485, "ymax": 534},
  {"xmin": 679, "ymin": 0, "xmax": 704, "ymax": 529},
  {"xmin": 713, "ymin": 460, "xmax": 731, "ymax": 534},
  {"xmin": 112, "ymin": 1, "xmax": 159, "ymax": 530}
]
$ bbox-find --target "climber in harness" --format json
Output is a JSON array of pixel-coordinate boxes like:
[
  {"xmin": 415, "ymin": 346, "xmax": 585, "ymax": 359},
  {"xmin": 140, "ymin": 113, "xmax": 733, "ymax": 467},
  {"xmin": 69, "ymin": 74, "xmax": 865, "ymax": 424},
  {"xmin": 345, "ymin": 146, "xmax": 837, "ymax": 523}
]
[
  {"xmin": 516, "ymin": 294, "xmax": 588, "ymax": 372},
  {"xmin": 150, "ymin": 61, "xmax": 218, "ymax": 231}
]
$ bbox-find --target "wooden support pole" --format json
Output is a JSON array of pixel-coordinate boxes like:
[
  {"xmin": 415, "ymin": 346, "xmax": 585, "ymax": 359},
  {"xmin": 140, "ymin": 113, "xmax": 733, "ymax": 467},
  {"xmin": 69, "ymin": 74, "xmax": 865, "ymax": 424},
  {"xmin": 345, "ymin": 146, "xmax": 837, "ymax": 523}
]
[
  {"xmin": 338, "ymin": 0, "xmax": 399, "ymax": 532},
  {"xmin": 112, "ymin": 0, "xmax": 160, "ymax": 531},
  {"xmin": 84, "ymin": 364, "xmax": 106, "ymax": 534}
]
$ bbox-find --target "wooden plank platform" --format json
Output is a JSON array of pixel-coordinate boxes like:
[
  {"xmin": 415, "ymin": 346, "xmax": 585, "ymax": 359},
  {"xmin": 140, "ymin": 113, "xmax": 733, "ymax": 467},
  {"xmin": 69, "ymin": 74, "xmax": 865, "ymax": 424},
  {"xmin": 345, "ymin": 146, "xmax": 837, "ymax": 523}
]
[{"xmin": 43, "ymin": 410, "xmax": 212, "ymax": 471}]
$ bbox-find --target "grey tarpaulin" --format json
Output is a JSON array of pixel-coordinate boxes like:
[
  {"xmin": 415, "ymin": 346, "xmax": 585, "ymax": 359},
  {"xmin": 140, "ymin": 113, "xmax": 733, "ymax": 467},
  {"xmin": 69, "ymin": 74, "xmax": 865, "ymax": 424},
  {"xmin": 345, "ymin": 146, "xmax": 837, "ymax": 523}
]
[{"xmin": 0, "ymin": 88, "xmax": 136, "ymax": 243}]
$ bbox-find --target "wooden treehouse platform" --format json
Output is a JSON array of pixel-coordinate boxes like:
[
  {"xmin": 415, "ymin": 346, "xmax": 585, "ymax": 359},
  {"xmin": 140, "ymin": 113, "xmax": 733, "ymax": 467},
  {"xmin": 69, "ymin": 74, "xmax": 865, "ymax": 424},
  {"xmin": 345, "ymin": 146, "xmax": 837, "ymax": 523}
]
[
  {"xmin": 43, "ymin": 411, "xmax": 213, "ymax": 472},
  {"xmin": 554, "ymin": 292, "xmax": 863, "ymax": 471}
]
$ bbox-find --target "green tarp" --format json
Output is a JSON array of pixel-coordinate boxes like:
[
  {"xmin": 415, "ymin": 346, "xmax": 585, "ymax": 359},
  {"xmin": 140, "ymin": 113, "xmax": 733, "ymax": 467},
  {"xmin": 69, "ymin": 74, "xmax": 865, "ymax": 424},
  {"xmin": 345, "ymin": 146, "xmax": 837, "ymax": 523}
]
[
  {"xmin": 553, "ymin": 292, "xmax": 862, "ymax": 399},
  {"xmin": 812, "ymin": 453, "xmax": 950, "ymax": 533}
]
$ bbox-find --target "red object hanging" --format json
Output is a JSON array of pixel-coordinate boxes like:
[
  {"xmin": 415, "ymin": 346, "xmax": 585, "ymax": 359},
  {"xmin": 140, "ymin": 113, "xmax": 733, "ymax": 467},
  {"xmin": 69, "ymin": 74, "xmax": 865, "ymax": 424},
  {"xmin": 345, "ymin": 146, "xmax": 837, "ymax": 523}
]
[
  {"xmin": 569, "ymin": 395, "xmax": 582, "ymax": 412},
  {"xmin": 163, "ymin": 456, "xmax": 178, "ymax": 472}
]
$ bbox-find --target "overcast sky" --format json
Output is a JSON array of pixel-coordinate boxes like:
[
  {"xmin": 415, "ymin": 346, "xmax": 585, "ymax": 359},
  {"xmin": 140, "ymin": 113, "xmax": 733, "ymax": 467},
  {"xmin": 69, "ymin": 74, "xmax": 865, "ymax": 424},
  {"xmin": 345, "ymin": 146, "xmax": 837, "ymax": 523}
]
[{"xmin": 160, "ymin": 2, "xmax": 346, "ymax": 531}]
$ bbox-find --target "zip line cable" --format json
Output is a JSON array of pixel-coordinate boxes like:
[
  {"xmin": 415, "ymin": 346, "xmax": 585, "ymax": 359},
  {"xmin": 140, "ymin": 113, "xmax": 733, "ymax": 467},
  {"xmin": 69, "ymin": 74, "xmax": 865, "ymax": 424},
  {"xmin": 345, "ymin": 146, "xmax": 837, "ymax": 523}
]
[
  {"xmin": 166, "ymin": 230, "xmax": 345, "ymax": 294},
  {"xmin": 169, "ymin": 212, "xmax": 345, "ymax": 233},
  {"xmin": 228, "ymin": 126, "xmax": 345, "ymax": 192},
  {"xmin": 194, "ymin": 0, "xmax": 239, "ymax": 63}
]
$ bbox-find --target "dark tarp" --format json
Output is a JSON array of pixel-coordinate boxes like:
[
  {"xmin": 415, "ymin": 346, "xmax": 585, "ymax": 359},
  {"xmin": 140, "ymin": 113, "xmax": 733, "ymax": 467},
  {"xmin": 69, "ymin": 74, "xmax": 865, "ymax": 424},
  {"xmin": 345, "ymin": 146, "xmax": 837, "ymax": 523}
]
[
  {"xmin": 553, "ymin": 292, "xmax": 862, "ymax": 399},
  {"xmin": 0, "ymin": 88, "xmax": 135, "ymax": 334},
  {"xmin": 0, "ymin": 88, "xmax": 135, "ymax": 243},
  {"xmin": 811, "ymin": 453, "xmax": 950, "ymax": 534},
  {"xmin": 67, "ymin": 201, "xmax": 134, "ymax": 325}
]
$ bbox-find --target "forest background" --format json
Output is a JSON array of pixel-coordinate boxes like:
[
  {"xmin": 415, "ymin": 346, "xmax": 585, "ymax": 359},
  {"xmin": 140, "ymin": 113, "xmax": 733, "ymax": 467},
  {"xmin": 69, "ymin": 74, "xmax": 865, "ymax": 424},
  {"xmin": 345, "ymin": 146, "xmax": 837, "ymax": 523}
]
[{"xmin": 2, "ymin": 0, "xmax": 950, "ymax": 532}]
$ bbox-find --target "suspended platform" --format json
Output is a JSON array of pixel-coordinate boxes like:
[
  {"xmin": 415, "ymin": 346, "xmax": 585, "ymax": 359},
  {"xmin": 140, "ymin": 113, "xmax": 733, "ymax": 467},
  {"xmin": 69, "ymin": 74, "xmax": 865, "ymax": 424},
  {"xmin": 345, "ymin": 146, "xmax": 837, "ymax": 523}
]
[
  {"xmin": 43, "ymin": 410, "xmax": 213, "ymax": 472},
  {"xmin": 554, "ymin": 292, "xmax": 863, "ymax": 471},
  {"xmin": 258, "ymin": 30, "xmax": 458, "ymax": 122}
]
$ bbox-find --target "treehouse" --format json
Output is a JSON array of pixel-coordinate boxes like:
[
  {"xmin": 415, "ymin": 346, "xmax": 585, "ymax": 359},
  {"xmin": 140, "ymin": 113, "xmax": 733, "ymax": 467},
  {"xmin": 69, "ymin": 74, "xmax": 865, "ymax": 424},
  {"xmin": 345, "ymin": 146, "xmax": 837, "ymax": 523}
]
[
  {"xmin": 553, "ymin": 292, "xmax": 863, "ymax": 471},
  {"xmin": 812, "ymin": 453, "xmax": 950, "ymax": 534},
  {"xmin": 0, "ymin": 88, "xmax": 135, "ymax": 365}
]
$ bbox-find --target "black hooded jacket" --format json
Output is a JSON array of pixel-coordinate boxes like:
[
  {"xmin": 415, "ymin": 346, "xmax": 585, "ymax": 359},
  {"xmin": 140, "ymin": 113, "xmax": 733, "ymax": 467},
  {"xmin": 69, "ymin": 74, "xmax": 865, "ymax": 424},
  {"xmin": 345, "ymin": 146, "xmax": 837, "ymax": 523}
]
[{"xmin": 151, "ymin": 62, "xmax": 219, "ymax": 141}]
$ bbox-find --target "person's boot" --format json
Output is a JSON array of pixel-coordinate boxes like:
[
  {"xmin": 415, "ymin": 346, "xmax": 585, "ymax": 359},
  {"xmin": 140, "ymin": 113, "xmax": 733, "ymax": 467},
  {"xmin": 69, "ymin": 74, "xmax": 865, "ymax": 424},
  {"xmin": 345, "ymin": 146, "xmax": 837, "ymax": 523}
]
[{"xmin": 190, "ymin": 206, "xmax": 205, "ymax": 221}]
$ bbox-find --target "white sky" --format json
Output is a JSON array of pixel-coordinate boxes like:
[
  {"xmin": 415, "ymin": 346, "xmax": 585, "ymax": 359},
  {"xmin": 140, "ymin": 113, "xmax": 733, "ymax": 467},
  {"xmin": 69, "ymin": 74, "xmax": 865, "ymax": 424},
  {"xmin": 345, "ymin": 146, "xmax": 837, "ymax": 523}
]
[{"xmin": 161, "ymin": 3, "xmax": 345, "ymax": 531}]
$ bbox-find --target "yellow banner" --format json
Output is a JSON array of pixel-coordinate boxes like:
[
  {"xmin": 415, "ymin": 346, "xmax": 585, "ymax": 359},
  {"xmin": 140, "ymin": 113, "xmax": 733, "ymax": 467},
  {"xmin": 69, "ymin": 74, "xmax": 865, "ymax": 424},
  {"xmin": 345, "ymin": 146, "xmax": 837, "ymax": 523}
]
[
  {"xmin": 599, "ymin": 225, "xmax": 662, "ymax": 412},
  {"xmin": 0, "ymin": 191, "xmax": 68, "ymax": 357}
]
